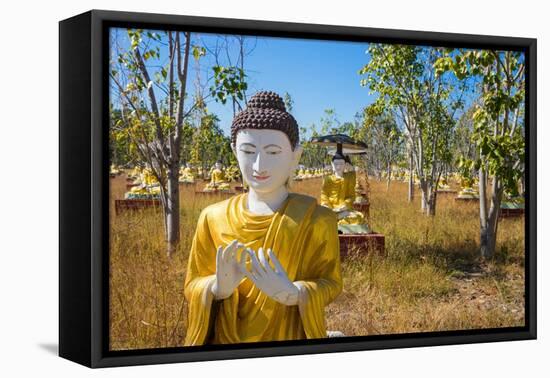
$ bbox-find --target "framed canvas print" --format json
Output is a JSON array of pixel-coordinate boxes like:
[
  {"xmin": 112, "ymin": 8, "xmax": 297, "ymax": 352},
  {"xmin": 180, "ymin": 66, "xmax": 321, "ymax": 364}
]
[{"xmin": 59, "ymin": 9, "xmax": 536, "ymax": 368}]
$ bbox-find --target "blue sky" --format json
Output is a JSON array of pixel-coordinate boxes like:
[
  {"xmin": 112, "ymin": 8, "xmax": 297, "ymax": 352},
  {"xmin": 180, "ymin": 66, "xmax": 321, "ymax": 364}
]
[
  {"xmin": 109, "ymin": 29, "xmax": 508, "ymax": 138},
  {"xmin": 110, "ymin": 28, "xmax": 375, "ymax": 137},
  {"xmin": 207, "ymin": 36, "xmax": 374, "ymax": 134}
]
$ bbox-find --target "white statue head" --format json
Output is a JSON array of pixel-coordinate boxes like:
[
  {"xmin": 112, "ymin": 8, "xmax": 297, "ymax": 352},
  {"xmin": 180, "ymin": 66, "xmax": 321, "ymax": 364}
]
[
  {"xmin": 215, "ymin": 161, "xmax": 222, "ymax": 170},
  {"xmin": 233, "ymin": 129, "xmax": 302, "ymax": 194},
  {"xmin": 231, "ymin": 91, "xmax": 302, "ymax": 196}
]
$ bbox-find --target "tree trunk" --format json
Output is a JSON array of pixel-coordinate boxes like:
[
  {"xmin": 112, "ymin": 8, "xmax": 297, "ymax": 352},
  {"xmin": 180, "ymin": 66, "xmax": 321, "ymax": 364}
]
[
  {"xmin": 427, "ymin": 189, "xmax": 437, "ymax": 216},
  {"xmin": 165, "ymin": 164, "xmax": 180, "ymax": 258},
  {"xmin": 418, "ymin": 179, "xmax": 436, "ymax": 216},
  {"xmin": 386, "ymin": 162, "xmax": 391, "ymax": 191},
  {"xmin": 408, "ymin": 152, "xmax": 414, "ymax": 202},
  {"xmin": 480, "ymin": 174, "xmax": 502, "ymax": 259},
  {"xmin": 420, "ymin": 178, "xmax": 429, "ymax": 213}
]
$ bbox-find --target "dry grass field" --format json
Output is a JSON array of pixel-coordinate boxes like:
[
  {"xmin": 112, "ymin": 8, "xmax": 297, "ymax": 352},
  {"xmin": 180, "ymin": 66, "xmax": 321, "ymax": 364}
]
[{"xmin": 109, "ymin": 174, "xmax": 525, "ymax": 350}]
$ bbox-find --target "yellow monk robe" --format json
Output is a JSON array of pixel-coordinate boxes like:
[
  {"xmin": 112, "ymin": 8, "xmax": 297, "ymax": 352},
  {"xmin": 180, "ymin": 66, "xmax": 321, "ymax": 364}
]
[
  {"xmin": 211, "ymin": 168, "xmax": 225, "ymax": 184},
  {"xmin": 181, "ymin": 167, "xmax": 193, "ymax": 177},
  {"xmin": 344, "ymin": 170, "xmax": 357, "ymax": 202},
  {"xmin": 184, "ymin": 192, "xmax": 342, "ymax": 345},
  {"xmin": 142, "ymin": 168, "xmax": 158, "ymax": 186},
  {"xmin": 320, "ymin": 174, "xmax": 365, "ymax": 225}
]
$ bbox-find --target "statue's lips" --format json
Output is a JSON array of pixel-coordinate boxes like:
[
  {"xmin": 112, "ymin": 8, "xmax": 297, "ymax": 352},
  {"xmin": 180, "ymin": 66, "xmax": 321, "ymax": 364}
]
[{"xmin": 252, "ymin": 175, "xmax": 270, "ymax": 181}]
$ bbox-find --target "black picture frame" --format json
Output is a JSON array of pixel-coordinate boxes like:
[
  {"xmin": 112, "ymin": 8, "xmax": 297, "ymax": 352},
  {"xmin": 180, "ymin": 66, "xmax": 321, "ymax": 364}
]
[{"xmin": 59, "ymin": 9, "xmax": 537, "ymax": 368}]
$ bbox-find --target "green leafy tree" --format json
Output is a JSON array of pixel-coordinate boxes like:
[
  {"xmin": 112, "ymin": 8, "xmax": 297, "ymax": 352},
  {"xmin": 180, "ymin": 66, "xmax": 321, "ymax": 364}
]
[
  {"xmin": 435, "ymin": 49, "xmax": 525, "ymax": 258},
  {"xmin": 360, "ymin": 44, "xmax": 465, "ymax": 215},
  {"xmin": 109, "ymin": 30, "xmax": 247, "ymax": 256}
]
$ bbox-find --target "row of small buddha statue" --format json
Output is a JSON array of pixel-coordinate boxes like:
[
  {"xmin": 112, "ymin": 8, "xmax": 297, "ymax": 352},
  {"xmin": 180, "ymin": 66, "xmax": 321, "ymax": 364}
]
[
  {"xmin": 294, "ymin": 167, "xmax": 330, "ymax": 180},
  {"xmin": 178, "ymin": 162, "xmax": 242, "ymax": 191}
]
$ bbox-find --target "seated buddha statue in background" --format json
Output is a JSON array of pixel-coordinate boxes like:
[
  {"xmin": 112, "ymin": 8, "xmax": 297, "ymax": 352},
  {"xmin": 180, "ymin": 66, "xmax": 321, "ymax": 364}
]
[
  {"xmin": 457, "ymin": 175, "xmax": 479, "ymax": 199},
  {"xmin": 204, "ymin": 161, "xmax": 230, "ymax": 191},
  {"xmin": 320, "ymin": 152, "xmax": 366, "ymax": 227},
  {"xmin": 125, "ymin": 165, "xmax": 161, "ymax": 199},
  {"xmin": 179, "ymin": 163, "xmax": 195, "ymax": 184}
]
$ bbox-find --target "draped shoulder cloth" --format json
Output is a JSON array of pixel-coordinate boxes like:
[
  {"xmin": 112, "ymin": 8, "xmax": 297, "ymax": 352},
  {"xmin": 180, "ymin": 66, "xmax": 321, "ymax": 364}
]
[{"xmin": 184, "ymin": 192, "xmax": 342, "ymax": 345}]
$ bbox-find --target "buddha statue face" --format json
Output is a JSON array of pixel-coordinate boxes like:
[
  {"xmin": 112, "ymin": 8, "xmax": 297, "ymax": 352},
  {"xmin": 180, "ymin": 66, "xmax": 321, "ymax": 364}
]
[
  {"xmin": 331, "ymin": 158, "xmax": 345, "ymax": 177},
  {"xmin": 215, "ymin": 161, "xmax": 222, "ymax": 170},
  {"xmin": 234, "ymin": 128, "xmax": 302, "ymax": 194}
]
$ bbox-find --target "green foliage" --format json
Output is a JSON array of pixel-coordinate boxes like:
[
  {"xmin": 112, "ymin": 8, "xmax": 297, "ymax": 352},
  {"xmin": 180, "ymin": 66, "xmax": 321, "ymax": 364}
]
[
  {"xmin": 435, "ymin": 49, "xmax": 525, "ymax": 196},
  {"xmin": 110, "ymin": 29, "xmax": 251, "ymax": 173},
  {"xmin": 210, "ymin": 66, "xmax": 248, "ymax": 105},
  {"xmin": 359, "ymin": 44, "xmax": 462, "ymax": 210},
  {"xmin": 189, "ymin": 114, "xmax": 234, "ymax": 171}
]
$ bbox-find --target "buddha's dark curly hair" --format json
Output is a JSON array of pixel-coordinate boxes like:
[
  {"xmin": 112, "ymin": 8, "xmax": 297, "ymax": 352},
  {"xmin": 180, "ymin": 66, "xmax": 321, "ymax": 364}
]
[{"xmin": 231, "ymin": 91, "xmax": 299, "ymax": 150}]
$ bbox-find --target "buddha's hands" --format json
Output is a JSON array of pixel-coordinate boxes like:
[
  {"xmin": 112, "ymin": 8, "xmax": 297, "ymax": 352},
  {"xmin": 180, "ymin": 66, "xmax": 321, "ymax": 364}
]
[
  {"xmin": 211, "ymin": 239, "xmax": 247, "ymax": 300},
  {"xmin": 240, "ymin": 247, "xmax": 300, "ymax": 306}
]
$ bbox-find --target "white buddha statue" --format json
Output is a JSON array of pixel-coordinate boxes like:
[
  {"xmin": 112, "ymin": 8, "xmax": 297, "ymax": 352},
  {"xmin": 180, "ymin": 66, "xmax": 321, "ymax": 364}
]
[{"xmin": 184, "ymin": 91, "xmax": 342, "ymax": 345}]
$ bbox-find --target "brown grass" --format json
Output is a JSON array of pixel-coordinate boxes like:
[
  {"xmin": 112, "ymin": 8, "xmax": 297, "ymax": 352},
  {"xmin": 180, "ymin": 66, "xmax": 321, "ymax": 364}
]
[{"xmin": 109, "ymin": 174, "xmax": 525, "ymax": 350}]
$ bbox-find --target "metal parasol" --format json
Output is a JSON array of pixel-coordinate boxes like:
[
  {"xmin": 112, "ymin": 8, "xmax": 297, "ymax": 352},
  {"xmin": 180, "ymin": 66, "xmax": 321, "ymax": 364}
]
[{"xmin": 310, "ymin": 134, "xmax": 368, "ymax": 155}]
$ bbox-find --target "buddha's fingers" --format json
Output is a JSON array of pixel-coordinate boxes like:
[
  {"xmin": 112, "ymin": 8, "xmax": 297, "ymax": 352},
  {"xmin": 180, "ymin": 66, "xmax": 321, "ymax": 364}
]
[
  {"xmin": 215, "ymin": 245, "xmax": 224, "ymax": 270},
  {"xmin": 229, "ymin": 241, "xmax": 245, "ymax": 264},
  {"xmin": 250, "ymin": 248, "xmax": 268, "ymax": 278},
  {"xmin": 222, "ymin": 239, "xmax": 239, "ymax": 263},
  {"xmin": 267, "ymin": 248, "xmax": 285, "ymax": 276},
  {"xmin": 258, "ymin": 247, "xmax": 273, "ymax": 277}
]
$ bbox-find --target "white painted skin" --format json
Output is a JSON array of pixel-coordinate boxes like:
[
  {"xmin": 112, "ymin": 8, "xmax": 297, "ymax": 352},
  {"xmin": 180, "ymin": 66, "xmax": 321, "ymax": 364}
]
[
  {"xmin": 233, "ymin": 129, "xmax": 302, "ymax": 215},
  {"xmin": 332, "ymin": 158, "xmax": 345, "ymax": 179},
  {"xmin": 210, "ymin": 128, "xmax": 303, "ymax": 305},
  {"xmin": 214, "ymin": 161, "xmax": 222, "ymax": 170}
]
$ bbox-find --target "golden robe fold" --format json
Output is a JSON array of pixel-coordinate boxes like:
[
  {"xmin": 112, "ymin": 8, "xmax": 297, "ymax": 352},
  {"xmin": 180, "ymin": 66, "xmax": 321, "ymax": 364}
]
[{"xmin": 184, "ymin": 192, "xmax": 342, "ymax": 345}]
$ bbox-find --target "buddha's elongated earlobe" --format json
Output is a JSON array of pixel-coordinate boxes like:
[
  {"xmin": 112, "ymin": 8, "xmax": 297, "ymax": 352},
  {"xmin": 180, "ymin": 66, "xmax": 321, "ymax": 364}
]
[
  {"xmin": 291, "ymin": 145, "xmax": 303, "ymax": 170},
  {"xmin": 286, "ymin": 145, "xmax": 302, "ymax": 189}
]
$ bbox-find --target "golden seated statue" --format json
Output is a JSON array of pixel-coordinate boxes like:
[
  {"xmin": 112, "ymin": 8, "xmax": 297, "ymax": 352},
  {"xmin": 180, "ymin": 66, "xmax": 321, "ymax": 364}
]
[
  {"xmin": 204, "ymin": 163, "xmax": 230, "ymax": 191},
  {"xmin": 125, "ymin": 169, "xmax": 161, "ymax": 199},
  {"xmin": 457, "ymin": 176, "xmax": 479, "ymax": 198},
  {"xmin": 179, "ymin": 165, "xmax": 195, "ymax": 183}
]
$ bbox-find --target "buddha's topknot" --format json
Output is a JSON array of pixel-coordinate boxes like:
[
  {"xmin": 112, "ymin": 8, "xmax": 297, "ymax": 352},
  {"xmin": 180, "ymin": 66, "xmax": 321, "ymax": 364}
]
[{"xmin": 231, "ymin": 91, "xmax": 299, "ymax": 149}]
